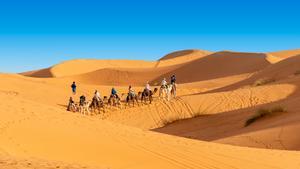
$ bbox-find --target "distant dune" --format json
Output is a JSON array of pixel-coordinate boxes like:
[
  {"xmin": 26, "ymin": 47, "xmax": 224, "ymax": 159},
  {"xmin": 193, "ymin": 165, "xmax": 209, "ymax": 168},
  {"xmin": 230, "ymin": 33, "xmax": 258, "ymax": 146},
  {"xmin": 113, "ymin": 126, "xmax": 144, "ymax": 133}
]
[
  {"xmin": 21, "ymin": 67, "xmax": 54, "ymax": 78},
  {"xmin": 68, "ymin": 66, "xmax": 177, "ymax": 86},
  {"xmin": 266, "ymin": 49, "xmax": 300, "ymax": 63},
  {"xmin": 269, "ymin": 49, "xmax": 300, "ymax": 59},
  {"xmin": 22, "ymin": 49, "xmax": 212, "ymax": 78},
  {"xmin": 22, "ymin": 50, "xmax": 271, "ymax": 85}
]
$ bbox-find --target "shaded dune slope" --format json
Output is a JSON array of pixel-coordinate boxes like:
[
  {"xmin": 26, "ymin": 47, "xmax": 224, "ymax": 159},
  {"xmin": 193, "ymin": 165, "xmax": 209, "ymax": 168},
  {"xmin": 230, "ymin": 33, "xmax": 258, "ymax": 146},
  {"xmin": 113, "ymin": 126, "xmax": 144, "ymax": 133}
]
[
  {"xmin": 152, "ymin": 51, "xmax": 270, "ymax": 84},
  {"xmin": 208, "ymin": 54, "xmax": 300, "ymax": 93},
  {"xmin": 20, "ymin": 68, "xmax": 54, "ymax": 78}
]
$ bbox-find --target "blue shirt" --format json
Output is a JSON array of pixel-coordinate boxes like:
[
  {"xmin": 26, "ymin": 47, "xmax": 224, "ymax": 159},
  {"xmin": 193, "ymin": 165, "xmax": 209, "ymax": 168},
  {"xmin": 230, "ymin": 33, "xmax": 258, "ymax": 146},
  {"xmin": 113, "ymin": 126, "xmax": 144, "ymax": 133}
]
[{"xmin": 111, "ymin": 88, "xmax": 117, "ymax": 95}]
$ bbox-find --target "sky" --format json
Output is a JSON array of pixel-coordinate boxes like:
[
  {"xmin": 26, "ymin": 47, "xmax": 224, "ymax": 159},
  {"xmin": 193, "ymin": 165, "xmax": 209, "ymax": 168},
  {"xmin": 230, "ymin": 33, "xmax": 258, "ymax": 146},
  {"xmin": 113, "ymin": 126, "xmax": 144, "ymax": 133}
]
[{"xmin": 0, "ymin": 0, "xmax": 299, "ymax": 73}]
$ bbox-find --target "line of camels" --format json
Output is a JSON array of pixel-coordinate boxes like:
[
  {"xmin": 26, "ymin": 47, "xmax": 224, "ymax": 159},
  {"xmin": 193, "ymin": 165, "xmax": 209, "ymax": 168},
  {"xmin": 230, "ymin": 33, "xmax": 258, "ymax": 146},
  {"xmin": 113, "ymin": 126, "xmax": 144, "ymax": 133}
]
[{"xmin": 68, "ymin": 83, "xmax": 177, "ymax": 115}]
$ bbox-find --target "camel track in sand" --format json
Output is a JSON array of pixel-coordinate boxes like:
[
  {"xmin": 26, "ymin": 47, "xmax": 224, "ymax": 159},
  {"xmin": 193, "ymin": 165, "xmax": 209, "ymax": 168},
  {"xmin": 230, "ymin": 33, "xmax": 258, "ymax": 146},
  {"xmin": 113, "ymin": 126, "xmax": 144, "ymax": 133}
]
[{"xmin": 92, "ymin": 97, "xmax": 195, "ymax": 129}]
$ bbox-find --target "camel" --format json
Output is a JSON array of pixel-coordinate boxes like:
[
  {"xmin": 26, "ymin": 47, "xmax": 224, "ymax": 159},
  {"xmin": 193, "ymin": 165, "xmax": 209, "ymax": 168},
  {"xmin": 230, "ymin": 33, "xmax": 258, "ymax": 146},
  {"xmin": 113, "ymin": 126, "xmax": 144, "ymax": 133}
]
[
  {"xmin": 125, "ymin": 93, "xmax": 139, "ymax": 108},
  {"xmin": 159, "ymin": 84, "xmax": 176, "ymax": 101},
  {"xmin": 108, "ymin": 95, "xmax": 122, "ymax": 108},
  {"xmin": 171, "ymin": 83, "xmax": 177, "ymax": 98},
  {"xmin": 67, "ymin": 102, "xmax": 78, "ymax": 112},
  {"xmin": 79, "ymin": 101, "xmax": 91, "ymax": 115},
  {"xmin": 90, "ymin": 96, "xmax": 105, "ymax": 114},
  {"xmin": 141, "ymin": 88, "xmax": 158, "ymax": 104}
]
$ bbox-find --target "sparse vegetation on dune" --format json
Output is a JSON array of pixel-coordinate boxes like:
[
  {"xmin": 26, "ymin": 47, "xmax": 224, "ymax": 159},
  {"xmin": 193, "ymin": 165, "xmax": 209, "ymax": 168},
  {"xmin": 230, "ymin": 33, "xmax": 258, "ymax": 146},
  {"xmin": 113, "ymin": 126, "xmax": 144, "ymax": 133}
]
[
  {"xmin": 245, "ymin": 106, "xmax": 286, "ymax": 127},
  {"xmin": 160, "ymin": 109, "xmax": 204, "ymax": 127},
  {"xmin": 253, "ymin": 78, "xmax": 275, "ymax": 86}
]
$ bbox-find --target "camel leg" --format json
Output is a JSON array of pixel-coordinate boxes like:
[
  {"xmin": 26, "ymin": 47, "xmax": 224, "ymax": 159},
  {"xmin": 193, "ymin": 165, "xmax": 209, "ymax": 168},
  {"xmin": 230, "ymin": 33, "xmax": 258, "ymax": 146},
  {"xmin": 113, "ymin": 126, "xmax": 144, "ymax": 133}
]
[
  {"xmin": 87, "ymin": 107, "xmax": 91, "ymax": 116},
  {"xmin": 159, "ymin": 89, "xmax": 162, "ymax": 100},
  {"xmin": 79, "ymin": 107, "xmax": 82, "ymax": 115}
]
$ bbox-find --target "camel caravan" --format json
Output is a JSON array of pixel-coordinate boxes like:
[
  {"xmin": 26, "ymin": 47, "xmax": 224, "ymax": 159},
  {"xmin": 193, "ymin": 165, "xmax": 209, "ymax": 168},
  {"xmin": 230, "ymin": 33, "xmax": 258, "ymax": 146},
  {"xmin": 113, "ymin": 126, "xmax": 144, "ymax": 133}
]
[{"xmin": 67, "ymin": 75, "xmax": 177, "ymax": 115}]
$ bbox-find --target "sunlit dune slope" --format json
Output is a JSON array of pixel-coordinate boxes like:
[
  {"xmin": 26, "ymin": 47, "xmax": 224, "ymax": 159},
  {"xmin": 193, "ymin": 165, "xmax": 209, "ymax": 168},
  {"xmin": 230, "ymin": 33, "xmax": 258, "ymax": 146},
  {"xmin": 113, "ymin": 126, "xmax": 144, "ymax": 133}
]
[
  {"xmin": 156, "ymin": 49, "xmax": 212, "ymax": 67},
  {"xmin": 51, "ymin": 59, "xmax": 156, "ymax": 77},
  {"xmin": 269, "ymin": 49, "xmax": 300, "ymax": 59},
  {"xmin": 265, "ymin": 49, "xmax": 300, "ymax": 64}
]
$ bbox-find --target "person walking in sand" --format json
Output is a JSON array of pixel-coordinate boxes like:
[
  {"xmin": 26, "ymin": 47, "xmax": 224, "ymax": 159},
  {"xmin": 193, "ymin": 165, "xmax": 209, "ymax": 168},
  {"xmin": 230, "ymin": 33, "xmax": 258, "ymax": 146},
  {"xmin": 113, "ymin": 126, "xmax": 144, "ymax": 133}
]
[{"xmin": 71, "ymin": 82, "xmax": 77, "ymax": 95}]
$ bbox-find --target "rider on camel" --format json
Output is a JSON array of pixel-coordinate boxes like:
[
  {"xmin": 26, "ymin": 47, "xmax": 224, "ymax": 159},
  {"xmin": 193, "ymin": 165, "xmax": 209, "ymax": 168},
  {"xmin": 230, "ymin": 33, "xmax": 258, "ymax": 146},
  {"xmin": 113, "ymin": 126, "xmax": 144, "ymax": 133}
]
[
  {"xmin": 128, "ymin": 85, "xmax": 136, "ymax": 97},
  {"xmin": 111, "ymin": 87, "xmax": 119, "ymax": 99},
  {"xmin": 145, "ymin": 81, "xmax": 151, "ymax": 93},
  {"xmin": 94, "ymin": 90, "xmax": 102, "ymax": 102},
  {"xmin": 67, "ymin": 97, "xmax": 75, "ymax": 111},
  {"xmin": 171, "ymin": 75, "xmax": 176, "ymax": 85},
  {"xmin": 79, "ymin": 95, "xmax": 86, "ymax": 106},
  {"xmin": 161, "ymin": 78, "xmax": 167, "ymax": 89}
]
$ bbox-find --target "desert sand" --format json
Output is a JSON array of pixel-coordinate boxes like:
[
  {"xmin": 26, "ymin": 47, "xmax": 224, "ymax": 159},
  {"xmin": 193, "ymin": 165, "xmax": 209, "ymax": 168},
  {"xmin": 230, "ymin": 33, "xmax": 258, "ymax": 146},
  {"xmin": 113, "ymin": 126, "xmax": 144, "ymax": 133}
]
[{"xmin": 2, "ymin": 49, "xmax": 300, "ymax": 168}]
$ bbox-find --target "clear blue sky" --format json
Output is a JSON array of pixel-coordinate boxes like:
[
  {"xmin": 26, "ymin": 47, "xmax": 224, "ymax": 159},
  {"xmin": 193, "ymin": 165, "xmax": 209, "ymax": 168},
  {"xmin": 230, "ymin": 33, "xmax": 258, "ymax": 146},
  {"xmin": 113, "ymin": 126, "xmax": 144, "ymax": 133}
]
[{"xmin": 0, "ymin": 0, "xmax": 299, "ymax": 73}]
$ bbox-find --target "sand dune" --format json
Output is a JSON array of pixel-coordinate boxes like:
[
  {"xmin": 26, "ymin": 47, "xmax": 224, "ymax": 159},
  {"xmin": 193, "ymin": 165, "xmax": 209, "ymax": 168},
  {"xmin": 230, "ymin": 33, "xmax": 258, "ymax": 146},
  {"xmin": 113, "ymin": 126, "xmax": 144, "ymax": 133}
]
[
  {"xmin": 265, "ymin": 49, "xmax": 300, "ymax": 64},
  {"xmin": 67, "ymin": 66, "xmax": 179, "ymax": 86},
  {"xmin": 152, "ymin": 51, "xmax": 270, "ymax": 83},
  {"xmin": 250, "ymin": 54, "xmax": 300, "ymax": 81},
  {"xmin": 4, "ymin": 49, "xmax": 300, "ymax": 168},
  {"xmin": 207, "ymin": 54, "xmax": 300, "ymax": 93},
  {"xmin": 156, "ymin": 49, "xmax": 212, "ymax": 67},
  {"xmin": 42, "ymin": 51, "xmax": 270, "ymax": 86},
  {"xmin": 269, "ymin": 49, "xmax": 300, "ymax": 59},
  {"xmin": 1, "ymin": 75, "xmax": 300, "ymax": 169},
  {"xmin": 23, "ymin": 50, "xmax": 210, "ymax": 78},
  {"xmin": 159, "ymin": 49, "xmax": 211, "ymax": 60},
  {"xmin": 50, "ymin": 59, "xmax": 157, "ymax": 77},
  {"xmin": 21, "ymin": 68, "xmax": 54, "ymax": 78},
  {"xmin": 154, "ymin": 54, "xmax": 300, "ymax": 151}
]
